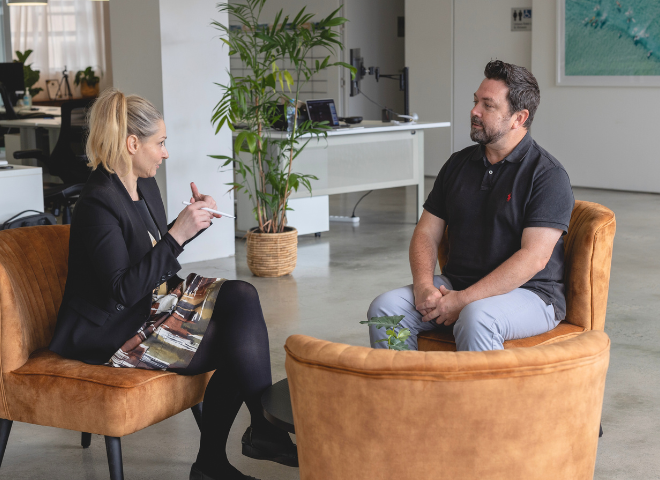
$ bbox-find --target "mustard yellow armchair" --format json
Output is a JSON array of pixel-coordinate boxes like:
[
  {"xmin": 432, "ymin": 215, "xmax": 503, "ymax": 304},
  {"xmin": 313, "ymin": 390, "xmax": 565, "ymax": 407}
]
[
  {"xmin": 0, "ymin": 226, "xmax": 211, "ymax": 479},
  {"xmin": 285, "ymin": 331, "xmax": 610, "ymax": 480},
  {"xmin": 418, "ymin": 200, "xmax": 616, "ymax": 351}
]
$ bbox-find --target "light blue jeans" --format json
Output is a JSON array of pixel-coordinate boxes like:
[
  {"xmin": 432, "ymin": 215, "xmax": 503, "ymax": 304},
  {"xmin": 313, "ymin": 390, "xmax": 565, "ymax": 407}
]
[{"xmin": 368, "ymin": 275, "xmax": 558, "ymax": 351}]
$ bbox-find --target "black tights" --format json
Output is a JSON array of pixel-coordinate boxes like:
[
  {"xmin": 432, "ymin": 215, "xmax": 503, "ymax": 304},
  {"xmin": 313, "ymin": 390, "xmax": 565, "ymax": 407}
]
[{"xmin": 169, "ymin": 280, "xmax": 284, "ymax": 478}]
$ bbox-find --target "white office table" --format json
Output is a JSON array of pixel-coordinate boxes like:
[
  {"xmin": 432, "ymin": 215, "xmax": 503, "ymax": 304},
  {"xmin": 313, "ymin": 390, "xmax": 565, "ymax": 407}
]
[
  {"xmin": 0, "ymin": 117, "xmax": 62, "ymax": 160},
  {"xmin": 235, "ymin": 120, "xmax": 450, "ymax": 235},
  {"xmin": 0, "ymin": 165, "xmax": 44, "ymax": 224},
  {"xmin": 0, "ymin": 105, "xmax": 61, "ymax": 117}
]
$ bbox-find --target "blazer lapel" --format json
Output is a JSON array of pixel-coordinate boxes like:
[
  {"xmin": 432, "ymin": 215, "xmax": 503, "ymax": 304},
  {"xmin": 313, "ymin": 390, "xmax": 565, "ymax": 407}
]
[
  {"xmin": 137, "ymin": 177, "xmax": 168, "ymax": 237},
  {"xmin": 107, "ymin": 172, "xmax": 154, "ymax": 255}
]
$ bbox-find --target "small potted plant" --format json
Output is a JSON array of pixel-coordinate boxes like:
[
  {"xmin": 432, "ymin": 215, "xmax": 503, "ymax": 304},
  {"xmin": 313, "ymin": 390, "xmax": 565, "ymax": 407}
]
[
  {"xmin": 74, "ymin": 66, "xmax": 101, "ymax": 98},
  {"xmin": 211, "ymin": 0, "xmax": 355, "ymax": 277},
  {"xmin": 360, "ymin": 316, "xmax": 411, "ymax": 350},
  {"xmin": 14, "ymin": 50, "xmax": 43, "ymax": 98}
]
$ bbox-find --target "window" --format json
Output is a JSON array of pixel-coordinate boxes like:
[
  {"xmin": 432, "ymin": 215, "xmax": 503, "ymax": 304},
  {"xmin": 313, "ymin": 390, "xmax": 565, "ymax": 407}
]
[{"xmin": 9, "ymin": 0, "xmax": 106, "ymax": 100}]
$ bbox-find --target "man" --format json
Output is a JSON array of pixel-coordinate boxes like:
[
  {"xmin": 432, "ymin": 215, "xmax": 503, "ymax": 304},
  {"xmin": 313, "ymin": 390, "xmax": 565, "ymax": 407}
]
[{"xmin": 368, "ymin": 60, "xmax": 574, "ymax": 351}]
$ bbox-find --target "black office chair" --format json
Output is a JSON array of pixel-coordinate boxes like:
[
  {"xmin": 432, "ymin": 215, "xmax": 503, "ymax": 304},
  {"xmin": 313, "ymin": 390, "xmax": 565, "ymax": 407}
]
[{"xmin": 13, "ymin": 98, "xmax": 95, "ymax": 224}]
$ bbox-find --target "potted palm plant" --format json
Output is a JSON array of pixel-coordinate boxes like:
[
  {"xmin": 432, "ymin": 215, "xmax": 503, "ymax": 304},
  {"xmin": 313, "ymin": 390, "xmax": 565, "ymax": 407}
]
[{"xmin": 211, "ymin": 0, "xmax": 355, "ymax": 277}]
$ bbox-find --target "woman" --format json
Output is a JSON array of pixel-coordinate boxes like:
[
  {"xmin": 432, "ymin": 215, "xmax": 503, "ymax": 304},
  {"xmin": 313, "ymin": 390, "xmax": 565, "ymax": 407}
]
[{"xmin": 49, "ymin": 88, "xmax": 296, "ymax": 480}]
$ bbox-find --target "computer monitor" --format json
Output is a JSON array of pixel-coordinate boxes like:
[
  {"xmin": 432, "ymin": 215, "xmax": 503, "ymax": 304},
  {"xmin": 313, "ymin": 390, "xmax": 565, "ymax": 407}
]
[
  {"xmin": 306, "ymin": 99, "xmax": 340, "ymax": 126},
  {"xmin": 350, "ymin": 48, "xmax": 364, "ymax": 97},
  {"xmin": 0, "ymin": 62, "xmax": 26, "ymax": 105}
]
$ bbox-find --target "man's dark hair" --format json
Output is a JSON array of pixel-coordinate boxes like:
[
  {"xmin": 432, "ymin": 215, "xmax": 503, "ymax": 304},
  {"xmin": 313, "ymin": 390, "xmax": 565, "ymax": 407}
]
[{"xmin": 484, "ymin": 60, "xmax": 540, "ymax": 129}]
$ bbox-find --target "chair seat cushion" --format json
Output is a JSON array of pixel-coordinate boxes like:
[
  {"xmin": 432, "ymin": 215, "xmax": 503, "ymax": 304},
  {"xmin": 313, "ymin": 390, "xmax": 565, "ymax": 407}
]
[
  {"xmin": 3, "ymin": 349, "xmax": 211, "ymax": 437},
  {"xmin": 417, "ymin": 321, "xmax": 586, "ymax": 352}
]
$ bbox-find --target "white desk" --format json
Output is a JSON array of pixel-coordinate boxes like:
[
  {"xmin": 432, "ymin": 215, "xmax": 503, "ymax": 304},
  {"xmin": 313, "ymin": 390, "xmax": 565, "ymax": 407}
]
[
  {"xmin": 235, "ymin": 121, "xmax": 450, "ymax": 235},
  {"xmin": 0, "ymin": 117, "xmax": 62, "ymax": 159},
  {"xmin": 0, "ymin": 165, "xmax": 44, "ymax": 224},
  {"xmin": 0, "ymin": 105, "xmax": 61, "ymax": 117}
]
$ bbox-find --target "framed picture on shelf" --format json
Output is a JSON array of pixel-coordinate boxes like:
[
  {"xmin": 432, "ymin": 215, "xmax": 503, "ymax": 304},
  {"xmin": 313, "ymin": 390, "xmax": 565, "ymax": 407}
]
[
  {"xmin": 45, "ymin": 79, "xmax": 60, "ymax": 100},
  {"xmin": 557, "ymin": 0, "xmax": 660, "ymax": 86}
]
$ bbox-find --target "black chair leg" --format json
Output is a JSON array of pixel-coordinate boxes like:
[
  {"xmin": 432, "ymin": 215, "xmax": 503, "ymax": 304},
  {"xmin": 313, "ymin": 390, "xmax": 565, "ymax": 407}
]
[
  {"xmin": 191, "ymin": 402, "xmax": 203, "ymax": 431},
  {"xmin": 0, "ymin": 419, "xmax": 13, "ymax": 468},
  {"xmin": 599, "ymin": 423, "xmax": 603, "ymax": 438},
  {"xmin": 104, "ymin": 436, "xmax": 124, "ymax": 480},
  {"xmin": 81, "ymin": 432, "xmax": 92, "ymax": 448}
]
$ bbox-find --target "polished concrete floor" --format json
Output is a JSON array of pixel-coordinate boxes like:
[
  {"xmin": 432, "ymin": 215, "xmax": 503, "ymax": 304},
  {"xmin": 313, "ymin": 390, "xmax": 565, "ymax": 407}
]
[{"xmin": 4, "ymin": 179, "xmax": 659, "ymax": 479}]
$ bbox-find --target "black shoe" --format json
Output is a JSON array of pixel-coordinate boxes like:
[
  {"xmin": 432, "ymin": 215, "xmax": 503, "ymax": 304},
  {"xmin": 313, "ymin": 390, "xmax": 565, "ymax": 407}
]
[
  {"xmin": 241, "ymin": 426, "xmax": 299, "ymax": 468},
  {"xmin": 190, "ymin": 463, "xmax": 260, "ymax": 480}
]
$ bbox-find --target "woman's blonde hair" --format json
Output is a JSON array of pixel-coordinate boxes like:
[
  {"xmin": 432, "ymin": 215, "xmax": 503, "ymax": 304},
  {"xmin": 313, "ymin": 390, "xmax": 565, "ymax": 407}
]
[{"xmin": 86, "ymin": 88, "xmax": 163, "ymax": 174}]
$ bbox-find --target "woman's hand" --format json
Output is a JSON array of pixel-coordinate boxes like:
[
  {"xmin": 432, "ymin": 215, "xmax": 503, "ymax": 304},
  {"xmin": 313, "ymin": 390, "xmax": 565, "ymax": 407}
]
[
  {"xmin": 169, "ymin": 201, "xmax": 213, "ymax": 246},
  {"xmin": 189, "ymin": 182, "xmax": 222, "ymax": 219}
]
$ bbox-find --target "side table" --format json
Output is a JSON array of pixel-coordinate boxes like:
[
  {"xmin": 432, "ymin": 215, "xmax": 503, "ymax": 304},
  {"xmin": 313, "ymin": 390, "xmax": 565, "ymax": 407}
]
[{"xmin": 261, "ymin": 378, "xmax": 294, "ymax": 434}]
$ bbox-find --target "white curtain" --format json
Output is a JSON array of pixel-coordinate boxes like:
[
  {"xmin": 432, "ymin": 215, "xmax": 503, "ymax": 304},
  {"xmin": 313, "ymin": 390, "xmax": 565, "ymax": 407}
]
[{"xmin": 10, "ymin": 0, "xmax": 106, "ymax": 100}]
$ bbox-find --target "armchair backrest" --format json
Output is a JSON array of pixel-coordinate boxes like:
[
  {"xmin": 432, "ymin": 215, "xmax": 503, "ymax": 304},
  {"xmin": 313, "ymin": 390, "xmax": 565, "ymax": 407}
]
[
  {"xmin": 0, "ymin": 226, "xmax": 70, "ymax": 374},
  {"xmin": 437, "ymin": 200, "xmax": 616, "ymax": 331},
  {"xmin": 285, "ymin": 332, "xmax": 610, "ymax": 480}
]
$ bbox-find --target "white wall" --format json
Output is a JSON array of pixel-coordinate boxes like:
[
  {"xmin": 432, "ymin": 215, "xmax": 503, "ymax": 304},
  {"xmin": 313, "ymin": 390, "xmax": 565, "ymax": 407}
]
[
  {"xmin": 453, "ymin": 0, "xmax": 532, "ymax": 153},
  {"xmin": 531, "ymin": 0, "xmax": 660, "ymax": 193},
  {"xmin": 100, "ymin": 2, "xmax": 113, "ymax": 91},
  {"xmin": 109, "ymin": 0, "xmax": 235, "ymax": 262},
  {"xmin": 405, "ymin": 0, "xmax": 452, "ymax": 176},
  {"xmin": 344, "ymin": 0, "xmax": 405, "ymax": 120},
  {"xmin": 108, "ymin": 0, "xmax": 166, "ymax": 196}
]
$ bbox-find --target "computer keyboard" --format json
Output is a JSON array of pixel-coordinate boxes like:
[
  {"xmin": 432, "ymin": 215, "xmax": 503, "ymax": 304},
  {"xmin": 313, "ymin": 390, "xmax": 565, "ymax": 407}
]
[{"xmin": 16, "ymin": 112, "xmax": 54, "ymax": 119}]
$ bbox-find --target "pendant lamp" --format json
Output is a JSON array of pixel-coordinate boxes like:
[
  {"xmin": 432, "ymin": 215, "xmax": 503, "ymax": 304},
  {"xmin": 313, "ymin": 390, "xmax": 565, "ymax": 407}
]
[{"xmin": 8, "ymin": 0, "xmax": 48, "ymax": 5}]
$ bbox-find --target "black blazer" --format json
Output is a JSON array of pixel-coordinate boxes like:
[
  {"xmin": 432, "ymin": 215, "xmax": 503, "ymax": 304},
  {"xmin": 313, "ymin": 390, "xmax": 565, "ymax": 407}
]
[{"xmin": 50, "ymin": 168, "xmax": 189, "ymax": 364}]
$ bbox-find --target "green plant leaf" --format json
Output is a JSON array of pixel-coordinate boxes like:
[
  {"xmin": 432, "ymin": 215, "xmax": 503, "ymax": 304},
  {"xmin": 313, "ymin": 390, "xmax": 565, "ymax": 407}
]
[
  {"xmin": 332, "ymin": 61, "xmax": 357, "ymax": 79},
  {"xmin": 397, "ymin": 329, "xmax": 411, "ymax": 341},
  {"xmin": 264, "ymin": 72, "xmax": 276, "ymax": 89},
  {"xmin": 245, "ymin": 132, "xmax": 257, "ymax": 153},
  {"xmin": 208, "ymin": 154, "xmax": 233, "ymax": 160},
  {"xmin": 359, "ymin": 315, "xmax": 405, "ymax": 329},
  {"xmin": 234, "ymin": 131, "xmax": 248, "ymax": 153}
]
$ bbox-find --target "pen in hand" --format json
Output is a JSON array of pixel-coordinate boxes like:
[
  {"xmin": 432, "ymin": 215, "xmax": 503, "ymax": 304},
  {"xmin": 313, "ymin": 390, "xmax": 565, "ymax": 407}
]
[{"xmin": 182, "ymin": 201, "xmax": 235, "ymax": 219}]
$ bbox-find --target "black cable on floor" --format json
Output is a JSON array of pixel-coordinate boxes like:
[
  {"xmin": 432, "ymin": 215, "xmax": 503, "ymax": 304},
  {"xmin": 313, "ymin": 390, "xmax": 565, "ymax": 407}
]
[{"xmin": 352, "ymin": 190, "xmax": 373, "ymax": 217}]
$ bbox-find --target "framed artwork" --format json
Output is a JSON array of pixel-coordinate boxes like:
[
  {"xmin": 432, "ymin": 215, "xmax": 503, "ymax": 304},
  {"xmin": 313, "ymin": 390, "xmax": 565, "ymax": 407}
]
[{"xmin": 557, "ymin": 0, "xmax": 660, "ymax": 86}]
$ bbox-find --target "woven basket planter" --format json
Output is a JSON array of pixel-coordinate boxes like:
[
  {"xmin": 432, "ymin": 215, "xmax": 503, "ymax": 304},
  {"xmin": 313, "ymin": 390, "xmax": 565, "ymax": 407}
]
[{"xmin": 246, "ymin": 227, "xmax": 298, "ymax": 277}]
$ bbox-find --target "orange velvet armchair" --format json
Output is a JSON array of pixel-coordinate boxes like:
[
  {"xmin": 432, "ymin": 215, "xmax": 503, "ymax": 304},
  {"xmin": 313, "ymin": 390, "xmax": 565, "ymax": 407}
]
[
  {"xmin": 0, "ymin": 226, "xmax": 212, "ymax": 479},
  {"xmin": 418, "ymin": 200, "xmax": 616, "ymax": 351},
  {"xmin": 285, "ymin": 331, "xmax": 610, "ymax": 480}
]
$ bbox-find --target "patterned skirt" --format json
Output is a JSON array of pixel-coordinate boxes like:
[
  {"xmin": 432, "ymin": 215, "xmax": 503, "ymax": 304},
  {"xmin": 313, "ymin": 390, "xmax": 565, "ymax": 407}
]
[{"xmin": 107, "ymin": 273, "xmax": 226, "ymax": 370}]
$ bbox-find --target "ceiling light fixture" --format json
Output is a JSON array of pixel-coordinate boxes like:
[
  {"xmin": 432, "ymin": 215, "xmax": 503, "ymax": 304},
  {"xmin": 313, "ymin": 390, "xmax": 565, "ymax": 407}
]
[{"xmin": 7, "ymin": 0, "xmax": 48, "ymax": 5}]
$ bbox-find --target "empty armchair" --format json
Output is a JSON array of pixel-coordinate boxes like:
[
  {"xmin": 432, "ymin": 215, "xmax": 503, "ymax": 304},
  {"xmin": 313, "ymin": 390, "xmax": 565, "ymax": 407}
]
[{"xmin": 285, "ymin": 331, "xmax": 610, "ymax": 480}]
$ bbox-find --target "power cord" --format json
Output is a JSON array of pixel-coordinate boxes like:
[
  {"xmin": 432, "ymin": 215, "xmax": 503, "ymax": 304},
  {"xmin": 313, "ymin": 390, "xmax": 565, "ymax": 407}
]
[
  {"xmin": 359, "ymin": 90, "xmax": 397, "ymax": 118},
  {"xmin": 351, "ymin": 190, "xmax": 373, "ymax": 218}
]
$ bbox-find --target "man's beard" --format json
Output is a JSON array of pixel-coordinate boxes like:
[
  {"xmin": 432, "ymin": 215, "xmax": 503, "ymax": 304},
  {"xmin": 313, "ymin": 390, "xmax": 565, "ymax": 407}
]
[{"xmin": 470, "ymin": 116, "xmax": 508, "ymax": 145}]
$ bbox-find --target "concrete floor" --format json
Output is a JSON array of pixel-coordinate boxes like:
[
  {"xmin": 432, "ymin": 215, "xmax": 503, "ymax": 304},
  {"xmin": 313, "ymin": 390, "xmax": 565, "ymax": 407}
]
[{"xmin": 4, "ymin": 179, "xmax": 659, "ymax": 479}]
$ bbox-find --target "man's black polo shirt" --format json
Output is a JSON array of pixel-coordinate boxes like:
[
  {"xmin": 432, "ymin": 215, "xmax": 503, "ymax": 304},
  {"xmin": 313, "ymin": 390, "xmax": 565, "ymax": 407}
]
[{"xmin": 423, "ymin": 132, "xmax": 574, "ymax": 320}]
